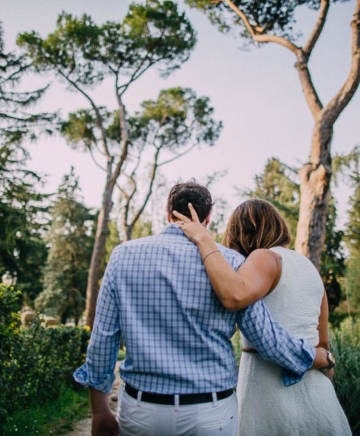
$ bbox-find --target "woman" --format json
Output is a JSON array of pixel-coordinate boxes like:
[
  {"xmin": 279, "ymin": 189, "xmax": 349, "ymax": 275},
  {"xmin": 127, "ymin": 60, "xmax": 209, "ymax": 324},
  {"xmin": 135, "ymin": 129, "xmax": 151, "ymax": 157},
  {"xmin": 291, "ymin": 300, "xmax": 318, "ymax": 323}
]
[{"xmin": 173, "ymin": 199, "xmax": 351, "ymax": 436}]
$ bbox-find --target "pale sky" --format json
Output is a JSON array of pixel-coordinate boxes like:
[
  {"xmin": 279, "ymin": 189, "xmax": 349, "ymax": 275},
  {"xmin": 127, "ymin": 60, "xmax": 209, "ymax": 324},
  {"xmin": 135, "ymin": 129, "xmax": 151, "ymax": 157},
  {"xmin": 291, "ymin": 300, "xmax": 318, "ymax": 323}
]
[{"xmin": 2, "ymin": 0, "xmax": 359, "ymax": 226}]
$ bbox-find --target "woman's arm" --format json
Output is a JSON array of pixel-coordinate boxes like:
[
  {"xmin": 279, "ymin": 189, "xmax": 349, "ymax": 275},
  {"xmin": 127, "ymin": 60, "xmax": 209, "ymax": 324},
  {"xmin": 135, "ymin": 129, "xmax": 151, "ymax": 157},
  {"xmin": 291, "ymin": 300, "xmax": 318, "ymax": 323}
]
[
  {"xmin": 173, "ymin": 204, "xmax": 281, "ymax": 310},
  {"xmin": 316, "ymin": 291, "xmax": 334, "ymax": 380},
  {"xmin": 317, "ymin": 291, "xmax": 330, "ymax": 350}
]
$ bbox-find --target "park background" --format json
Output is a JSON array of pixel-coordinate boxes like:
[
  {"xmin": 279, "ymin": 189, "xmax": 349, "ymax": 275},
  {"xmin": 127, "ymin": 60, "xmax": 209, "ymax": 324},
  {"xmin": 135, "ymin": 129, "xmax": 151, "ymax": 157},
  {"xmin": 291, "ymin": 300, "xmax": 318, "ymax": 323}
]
[{"xmin": 1, "ymin": 0, "xmax": 360, "ymax": 434}]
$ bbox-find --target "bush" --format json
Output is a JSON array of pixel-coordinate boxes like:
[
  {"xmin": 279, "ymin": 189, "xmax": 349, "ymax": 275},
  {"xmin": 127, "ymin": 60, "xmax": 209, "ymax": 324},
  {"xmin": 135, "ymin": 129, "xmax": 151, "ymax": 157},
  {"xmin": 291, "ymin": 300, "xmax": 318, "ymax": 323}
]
[
  {"xmin": 0, "ymin": 285, "xmax": 91, "ymax": 429},
  {"xmin": 332, "ymin": 317, "xmax": 360, "ymax": 435}
]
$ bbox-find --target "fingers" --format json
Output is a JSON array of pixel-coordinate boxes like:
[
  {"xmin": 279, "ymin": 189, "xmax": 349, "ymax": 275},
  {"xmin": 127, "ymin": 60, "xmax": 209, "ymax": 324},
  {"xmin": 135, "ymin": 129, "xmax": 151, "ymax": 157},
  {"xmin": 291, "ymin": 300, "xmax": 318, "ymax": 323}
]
[
  {"xmin": 173, "ymin": 210, "xmax": 190, "ymax": 222},
  {"xmin": 173, "ymin": 203, "xmax": 200, "ymax": 224},
  {"xmin": 188, "ymin": 203, "xmax": 200, "ymax": 223}
]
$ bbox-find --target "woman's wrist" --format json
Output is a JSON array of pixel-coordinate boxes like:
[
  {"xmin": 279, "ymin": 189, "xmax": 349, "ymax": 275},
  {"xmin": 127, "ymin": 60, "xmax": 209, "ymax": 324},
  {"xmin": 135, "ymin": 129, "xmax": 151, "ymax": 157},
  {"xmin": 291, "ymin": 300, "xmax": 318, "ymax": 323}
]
[{"xmin": 196, "ymin": 233, "xmax": 217, "ymax": 249}]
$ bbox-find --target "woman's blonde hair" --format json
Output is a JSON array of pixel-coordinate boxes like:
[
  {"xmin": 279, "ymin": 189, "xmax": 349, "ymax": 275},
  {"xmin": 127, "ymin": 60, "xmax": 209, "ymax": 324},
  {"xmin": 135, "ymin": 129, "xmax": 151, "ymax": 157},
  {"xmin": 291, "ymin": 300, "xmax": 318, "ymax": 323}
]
[{"xmin": 223, "ymin": 199, "xmax": 291, "ymax": 257}]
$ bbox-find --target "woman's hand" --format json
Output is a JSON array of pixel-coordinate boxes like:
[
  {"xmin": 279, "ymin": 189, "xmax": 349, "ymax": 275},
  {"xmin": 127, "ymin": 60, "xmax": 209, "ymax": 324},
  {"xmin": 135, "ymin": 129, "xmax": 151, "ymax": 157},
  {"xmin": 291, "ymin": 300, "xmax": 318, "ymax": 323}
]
[
  {"xmin": 173, "ymin": 203, "xmax": 213, "ymax": 246},
  {"xmin": 322, "ymin": 367, "xmax": 334, "ymax": 381}
]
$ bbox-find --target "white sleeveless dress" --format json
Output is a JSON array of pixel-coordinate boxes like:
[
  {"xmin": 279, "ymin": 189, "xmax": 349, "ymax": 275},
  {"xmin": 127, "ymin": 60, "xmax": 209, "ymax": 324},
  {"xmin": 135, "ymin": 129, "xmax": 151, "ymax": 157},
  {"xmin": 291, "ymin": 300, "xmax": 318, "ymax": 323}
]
[{"xmin": 237, "ymin": 247, "xmax": 351, "ymax": 436}]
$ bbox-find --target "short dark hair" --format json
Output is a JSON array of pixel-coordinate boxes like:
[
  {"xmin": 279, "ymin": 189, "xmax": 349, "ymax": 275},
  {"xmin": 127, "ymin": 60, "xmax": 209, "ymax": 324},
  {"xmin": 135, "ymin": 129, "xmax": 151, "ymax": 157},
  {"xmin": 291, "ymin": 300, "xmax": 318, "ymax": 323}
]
[
  {"xmin": 167, "ymin": 180, "xmax": 213, "ymax": 223},
  {"xmin": 223, "ymin": 199, "xmax": 291, "ymax": 257}
]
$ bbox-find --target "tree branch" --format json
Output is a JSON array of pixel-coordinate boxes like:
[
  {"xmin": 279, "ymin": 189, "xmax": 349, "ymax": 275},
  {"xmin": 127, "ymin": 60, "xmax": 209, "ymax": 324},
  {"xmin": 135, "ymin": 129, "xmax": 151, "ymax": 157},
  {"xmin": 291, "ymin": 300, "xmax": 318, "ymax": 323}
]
[
  {"xmin": 294, "ymin": 54, "xmax": 323, "ymax": 118},
  {"xmin": 223, "ymin": 0, "xmax": 299, "ymax": 54},
  {"xmin": 303, "ymin": 0, "xmax": 330, "ymax": 55},
  {"xmin": 321, "ymin": 0, "xmax": 360, "ymax": 126},
  {"xmin": 88, "ymin": 146, "xmax": 106, "ymax": 172},
  {"xmin": 109, "ymin": 78, "xmax": 131, "ymax": 189},
  {"xmin": 55, "ymin": 68, "xmax": 112, "ymax": 160},
  {"xmin": 158, "ymin": 142, "xmax": 198, "ymax": 166},
  {"xmin": 129, "ymin": 147, "xmax": 161, "ymax": 228}
]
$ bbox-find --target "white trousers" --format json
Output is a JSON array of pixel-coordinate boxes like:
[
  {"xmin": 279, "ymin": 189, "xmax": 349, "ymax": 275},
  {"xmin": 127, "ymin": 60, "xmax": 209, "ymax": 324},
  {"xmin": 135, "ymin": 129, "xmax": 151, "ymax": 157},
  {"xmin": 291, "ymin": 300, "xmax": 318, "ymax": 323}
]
[{"xmin": 117, "ymin": 385, "xmax": 238, "ymax": 436}]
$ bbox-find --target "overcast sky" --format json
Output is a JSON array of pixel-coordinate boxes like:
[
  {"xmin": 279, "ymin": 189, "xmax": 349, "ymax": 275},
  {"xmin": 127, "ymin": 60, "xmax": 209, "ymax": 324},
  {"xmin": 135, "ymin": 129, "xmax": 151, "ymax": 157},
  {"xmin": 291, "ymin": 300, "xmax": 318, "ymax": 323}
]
[{"xmin": 2, "ymin": 0, "xmax": 359, "ymax": 225}]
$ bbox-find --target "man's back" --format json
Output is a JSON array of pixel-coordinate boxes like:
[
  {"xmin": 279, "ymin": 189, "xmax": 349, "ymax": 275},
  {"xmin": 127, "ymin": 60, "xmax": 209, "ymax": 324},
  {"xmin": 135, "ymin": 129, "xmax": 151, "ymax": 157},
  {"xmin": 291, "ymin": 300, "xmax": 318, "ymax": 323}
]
[{"xmin": 107, "ymin": 224, "xmax": 244, "ymax": 394}]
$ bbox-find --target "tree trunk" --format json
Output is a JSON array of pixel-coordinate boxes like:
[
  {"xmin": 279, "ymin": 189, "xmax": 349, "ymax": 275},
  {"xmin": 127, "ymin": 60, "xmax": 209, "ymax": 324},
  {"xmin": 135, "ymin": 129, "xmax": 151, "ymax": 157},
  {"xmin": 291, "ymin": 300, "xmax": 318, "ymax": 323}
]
[
  {"xmin": 85, "ymin": 179, "xmax": 114, "ymax": 328},
  {"xmin": 224, "ymin": 0, "xmax": 360, "ymax": 269},
  {"xmin": 295, "ymin": 120, "xmax": 333, "ymax": 269},
  {"xmin": 124, "ymin": 225, "xmax": 133, "ymax": 242}
]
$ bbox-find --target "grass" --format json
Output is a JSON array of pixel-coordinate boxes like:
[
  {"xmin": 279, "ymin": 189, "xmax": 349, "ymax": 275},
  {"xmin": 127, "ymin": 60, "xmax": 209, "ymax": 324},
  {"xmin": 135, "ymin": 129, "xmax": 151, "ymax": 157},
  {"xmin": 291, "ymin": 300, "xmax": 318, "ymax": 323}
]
[{"xmin": 3, "ymin": 385, "xmax": 90, "ymax": 436}]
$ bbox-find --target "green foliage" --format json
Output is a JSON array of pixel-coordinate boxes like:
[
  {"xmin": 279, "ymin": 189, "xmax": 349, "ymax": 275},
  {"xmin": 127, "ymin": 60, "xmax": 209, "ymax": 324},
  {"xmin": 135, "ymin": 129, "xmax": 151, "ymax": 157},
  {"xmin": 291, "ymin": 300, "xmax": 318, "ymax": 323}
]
[
  {"xmin": 185, "ymin": 0, "xmax": 346, "ymax": 43},
  {"xmin": 320, "ymin": 200, "xmax": 345, "ymax": 310},
  {"xmin": 0, "ymin": 23, "xmax": 54, "ymax": 303},
  {"xmin": 35, "ymin": 168, "xmax": 94, "ymax": 324},
  {"xmin": 334, "ymin": 146, "xmax": 360, "ymax": 310},
  {"xmin": 131, "ymin": 87, "xmax": 222, "ymax": 149},
  {"xmin": 0, "ymin": 285, "xmax": 91, "ymax": 429},
  {"xmin": 17, "ymin": 1, "xmax": 196, "ymax": 87},
  {"xmin": 0, "ymin": 162, "xmax": 48, "ymax": 303},
  {"xmin": 332, "ymin": 317, "xmax": 360, "ymax": 435},
  {"xmin": 0, "ymin": 22, "xmax": 53, "ymax": 146},
  {"xmin": 345, "ymin": 167, "xmax": 360, "ymax": 309},
  {"xmin": 242, "ymin": 157, "xmax": 299, "ymax": 245},
  {"xmin": 231, "ymin": 328, "xmax": 242, "ymax": 367}
]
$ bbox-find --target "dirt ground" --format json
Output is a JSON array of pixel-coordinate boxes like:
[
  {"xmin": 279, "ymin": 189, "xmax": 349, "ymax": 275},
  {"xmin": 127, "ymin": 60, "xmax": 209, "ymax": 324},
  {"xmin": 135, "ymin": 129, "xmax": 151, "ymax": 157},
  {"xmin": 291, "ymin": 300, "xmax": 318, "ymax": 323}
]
[{"xmin": 66, "ymin": 363, "xmax": 123, "ymax": 436}]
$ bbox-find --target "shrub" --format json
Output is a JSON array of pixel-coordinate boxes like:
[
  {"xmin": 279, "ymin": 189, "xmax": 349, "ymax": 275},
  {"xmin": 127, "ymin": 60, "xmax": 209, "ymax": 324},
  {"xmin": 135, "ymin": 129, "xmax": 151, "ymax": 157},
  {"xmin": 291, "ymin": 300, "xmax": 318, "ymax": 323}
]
[
  {"xmin": 0, "ymin": 285, "xmax": 91, "ymax": 429},
  {"xmin": 332, "ymin": 317, "xmax": 360, "ymax": 435}
]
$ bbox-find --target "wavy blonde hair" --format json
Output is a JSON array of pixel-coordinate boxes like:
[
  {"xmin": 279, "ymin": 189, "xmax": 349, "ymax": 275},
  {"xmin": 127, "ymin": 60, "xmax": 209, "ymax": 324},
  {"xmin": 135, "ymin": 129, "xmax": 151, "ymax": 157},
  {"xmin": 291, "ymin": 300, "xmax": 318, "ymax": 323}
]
[{"xmin": 223, "ymin": 199, "xmax": 291, "ymax": 257}]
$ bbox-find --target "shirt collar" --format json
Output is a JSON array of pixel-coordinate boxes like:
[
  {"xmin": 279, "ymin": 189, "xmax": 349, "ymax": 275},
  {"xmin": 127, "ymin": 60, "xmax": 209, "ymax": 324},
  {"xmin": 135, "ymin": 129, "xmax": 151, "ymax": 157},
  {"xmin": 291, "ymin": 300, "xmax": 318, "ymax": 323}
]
[{"xmin": 160, "ymin": 223, "xmax": 185, "ymax": 236}]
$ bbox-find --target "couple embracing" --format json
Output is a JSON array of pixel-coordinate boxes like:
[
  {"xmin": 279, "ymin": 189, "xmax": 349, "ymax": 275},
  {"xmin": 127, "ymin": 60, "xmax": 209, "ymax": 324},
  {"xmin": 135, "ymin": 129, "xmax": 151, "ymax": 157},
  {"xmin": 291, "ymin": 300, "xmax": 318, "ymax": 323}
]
[{"xmin": 74, "ymin": 181, "xmax": 351, "ymax": 436}]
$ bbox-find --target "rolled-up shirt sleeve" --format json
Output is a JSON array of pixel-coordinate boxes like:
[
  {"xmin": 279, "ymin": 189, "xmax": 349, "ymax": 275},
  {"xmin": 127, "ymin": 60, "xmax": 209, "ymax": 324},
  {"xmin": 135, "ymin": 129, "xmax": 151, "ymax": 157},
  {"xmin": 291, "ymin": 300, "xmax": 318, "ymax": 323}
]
[
  {"xmin": 73, "ymin": 251, "xmax": 121, "ymax": 393},
  {"xmin": 236, "ymin": 299, "xmax": 316, "ymax": 387}
]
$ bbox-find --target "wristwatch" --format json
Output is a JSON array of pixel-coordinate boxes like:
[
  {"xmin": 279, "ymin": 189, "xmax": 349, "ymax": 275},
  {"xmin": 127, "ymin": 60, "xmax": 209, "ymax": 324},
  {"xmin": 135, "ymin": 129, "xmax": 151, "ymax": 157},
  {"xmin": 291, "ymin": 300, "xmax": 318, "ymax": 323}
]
[{"xmin": 320, "ymin": 350, "xmax": 336, "ymax": 371}]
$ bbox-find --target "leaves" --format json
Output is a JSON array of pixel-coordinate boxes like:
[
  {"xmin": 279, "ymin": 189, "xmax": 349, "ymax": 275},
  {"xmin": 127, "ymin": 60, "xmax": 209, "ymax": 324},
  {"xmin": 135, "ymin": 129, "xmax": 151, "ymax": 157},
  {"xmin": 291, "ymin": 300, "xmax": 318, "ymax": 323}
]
[
  {"xmin": 0, "ymin": 22, "xmax": 54, "ymax": 146},
  {"xmin": 185, "ymin": 0, "xmax": 348, "ymax": 43},
  {"xmin": 35, "ymin": 169, "xmax": 95, "ymax": 323},
  {"xmin": 18, "ymin": 1, "xmax": 197, "ymax": 88}
]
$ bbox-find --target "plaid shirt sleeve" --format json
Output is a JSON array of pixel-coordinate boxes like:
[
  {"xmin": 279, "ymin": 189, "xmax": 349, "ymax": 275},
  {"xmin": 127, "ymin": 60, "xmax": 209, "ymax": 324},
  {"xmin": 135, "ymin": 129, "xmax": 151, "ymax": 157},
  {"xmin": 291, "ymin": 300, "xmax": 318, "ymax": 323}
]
[
  {"xmin": 236, "ymin": 299, "xmax": 316, "ymax": 387},
  {"xmin": 73, "ymin": 251, "xmax": 121, "ymax": 393}
]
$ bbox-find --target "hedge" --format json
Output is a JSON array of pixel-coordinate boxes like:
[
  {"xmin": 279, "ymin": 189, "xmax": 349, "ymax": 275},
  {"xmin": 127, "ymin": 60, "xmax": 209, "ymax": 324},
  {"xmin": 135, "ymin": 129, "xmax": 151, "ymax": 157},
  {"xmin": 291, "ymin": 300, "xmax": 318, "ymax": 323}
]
[{"xmin": 0, "ymin": 284, "xmax": 91, "ymax": 429}]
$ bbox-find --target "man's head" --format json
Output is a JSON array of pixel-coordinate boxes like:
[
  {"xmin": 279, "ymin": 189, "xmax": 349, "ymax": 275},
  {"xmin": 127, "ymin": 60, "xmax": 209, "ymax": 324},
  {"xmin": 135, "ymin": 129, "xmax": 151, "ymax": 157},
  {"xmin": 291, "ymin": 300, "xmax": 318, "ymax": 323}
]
[{"xmin": 167, "ymin": 180, "xmax": 213, "ymax": 224}]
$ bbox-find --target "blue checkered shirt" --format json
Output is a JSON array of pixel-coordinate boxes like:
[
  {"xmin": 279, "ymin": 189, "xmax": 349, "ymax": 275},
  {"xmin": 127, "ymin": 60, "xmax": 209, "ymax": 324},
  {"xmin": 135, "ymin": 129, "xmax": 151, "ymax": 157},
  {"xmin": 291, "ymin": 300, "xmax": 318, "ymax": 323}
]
[{"xmin": 74, "ymin": 225, "xmax": 315, "ymax": 394}]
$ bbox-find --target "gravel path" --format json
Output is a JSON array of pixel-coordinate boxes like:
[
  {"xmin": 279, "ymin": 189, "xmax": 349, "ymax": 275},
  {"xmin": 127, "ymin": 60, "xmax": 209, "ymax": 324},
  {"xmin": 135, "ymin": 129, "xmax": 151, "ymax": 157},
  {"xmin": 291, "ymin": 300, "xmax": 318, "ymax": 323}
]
[{"xmin": 66, "ymin": 362, "xmax": 123, "ymax": 436}]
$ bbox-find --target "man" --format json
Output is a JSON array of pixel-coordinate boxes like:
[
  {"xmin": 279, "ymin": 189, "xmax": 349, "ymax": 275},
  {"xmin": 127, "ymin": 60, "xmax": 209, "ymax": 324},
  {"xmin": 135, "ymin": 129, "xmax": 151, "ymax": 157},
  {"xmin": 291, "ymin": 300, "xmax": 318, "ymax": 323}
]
[{"xmin": 74, "ymin": 181, "xmax": 330, "ymax": 436}]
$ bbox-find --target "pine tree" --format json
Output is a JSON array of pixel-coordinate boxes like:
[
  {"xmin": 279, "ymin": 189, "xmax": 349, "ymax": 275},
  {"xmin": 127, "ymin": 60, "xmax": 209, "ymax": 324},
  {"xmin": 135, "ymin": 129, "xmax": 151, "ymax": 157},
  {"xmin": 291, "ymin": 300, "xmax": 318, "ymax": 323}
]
[
  {"xmin": 0, "ymin": 22, "xmax": 52, "ymax": 302},
  {"xmin": 35, "ymin": 169, "xmax": 94, "ymax": 324}
]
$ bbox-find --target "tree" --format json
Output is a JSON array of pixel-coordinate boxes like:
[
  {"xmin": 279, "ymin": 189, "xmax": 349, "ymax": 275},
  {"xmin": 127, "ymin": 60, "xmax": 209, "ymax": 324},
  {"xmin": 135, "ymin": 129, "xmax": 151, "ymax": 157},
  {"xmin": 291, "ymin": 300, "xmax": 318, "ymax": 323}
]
[
  {"xmin": 0, "ymin": 22, "xmax": 52, "ymax": 147},
  {"xmin": 0, "ymin": 22, "xmax": 53, "ymax": 303},
  {"xmin": 186, "ymin": 0, "xmax": 360, "ymax": 269},
  {"xmin": 35, "ymin": 169, "xmax": 94, "ymax": 324},
  {"xmin": 334, "ymin": 145, "xmax": 360, "ymax": 310},
  {"xmin": 116, "ymin": 87, "xmax": 222, "ymax": 240},
  {"xmin": 18, "ymin": 1, "xmax": 197, "ymax": 327},
  {"xmin": 244, "ymin": 156, "xmax": 345, "ymax": 310},
  {"xmin": 242, "ymin": 158, "xmax": 300, "ymax": 244}
]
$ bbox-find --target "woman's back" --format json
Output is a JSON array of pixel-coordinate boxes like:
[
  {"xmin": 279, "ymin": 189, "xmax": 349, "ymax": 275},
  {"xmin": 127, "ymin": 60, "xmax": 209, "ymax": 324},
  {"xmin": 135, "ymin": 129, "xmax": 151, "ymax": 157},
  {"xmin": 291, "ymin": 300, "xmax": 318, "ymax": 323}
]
[
  {"xmin": 266, "ymin": 247, "xmax": 323, "ymax": 343},
  {"xmin": 241, "ymin": 246, "xmax": 323, "ymax": 348},
  {"xmin": 238, "ymin": 247, "xmax": 351, "ymax": 436}
]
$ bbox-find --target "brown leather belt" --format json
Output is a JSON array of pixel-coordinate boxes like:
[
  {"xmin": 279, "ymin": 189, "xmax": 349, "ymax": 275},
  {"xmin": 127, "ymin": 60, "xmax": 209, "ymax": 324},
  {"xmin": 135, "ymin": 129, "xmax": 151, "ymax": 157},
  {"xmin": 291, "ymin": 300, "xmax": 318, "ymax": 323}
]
[
  {"xmin": 242, "ymin": 347, "xmax": 259, "ymax": 353},
  {"xmin": 125, "ymin": 384, "xmax": 234, "ymax": 405}
]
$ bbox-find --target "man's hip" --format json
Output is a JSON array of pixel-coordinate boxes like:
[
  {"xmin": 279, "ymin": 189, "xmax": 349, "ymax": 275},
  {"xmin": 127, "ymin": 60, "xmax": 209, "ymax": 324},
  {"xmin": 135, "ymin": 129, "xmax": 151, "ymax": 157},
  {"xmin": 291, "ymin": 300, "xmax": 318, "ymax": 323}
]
[{"xmin": 117, "ymin": 385, "xmax": 238, "ymax": 436}]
